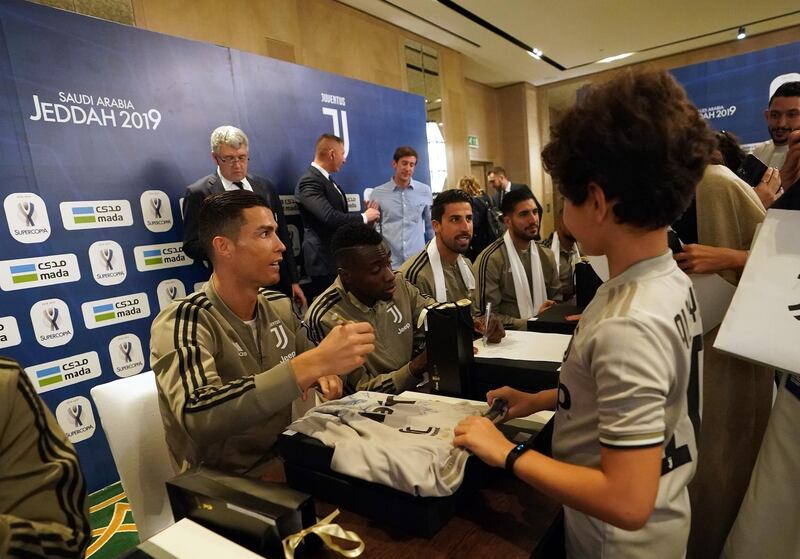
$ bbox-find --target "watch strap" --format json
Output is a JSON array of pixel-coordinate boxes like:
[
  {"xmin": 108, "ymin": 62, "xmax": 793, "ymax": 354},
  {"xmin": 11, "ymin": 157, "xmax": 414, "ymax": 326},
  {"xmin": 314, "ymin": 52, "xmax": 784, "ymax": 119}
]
[{"xmin": 505, "ymin": 442, "xmax": 528, "ymax": 473}]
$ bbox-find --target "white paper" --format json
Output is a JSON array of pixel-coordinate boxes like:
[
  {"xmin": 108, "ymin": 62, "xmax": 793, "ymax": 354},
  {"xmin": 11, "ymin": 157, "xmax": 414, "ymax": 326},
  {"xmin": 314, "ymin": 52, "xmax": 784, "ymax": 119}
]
[
  {"xmin": 473, "ymin": 330, "xmax": 571, "ymax": 364},
  {"xmin": 144, "ymin": 518, "xmax": 263, "ymax": 558},
  {"xmin": 714, "ymin": 209, "xmax": 800, "ymax": 374},
  {"xmin": 585, "ymin": 254, "xmax": 610, "ymax": 282},
  {"xmin": 690, "ymin": 273, "xmax": 737, "ymax": 335}
]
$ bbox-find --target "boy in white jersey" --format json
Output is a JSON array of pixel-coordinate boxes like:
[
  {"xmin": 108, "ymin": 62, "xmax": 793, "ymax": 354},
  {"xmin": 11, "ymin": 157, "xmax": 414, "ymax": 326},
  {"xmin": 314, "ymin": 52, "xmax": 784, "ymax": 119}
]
[{"xmin": 454, "ymin": 70, "xmax": 715, "ymax": 558}]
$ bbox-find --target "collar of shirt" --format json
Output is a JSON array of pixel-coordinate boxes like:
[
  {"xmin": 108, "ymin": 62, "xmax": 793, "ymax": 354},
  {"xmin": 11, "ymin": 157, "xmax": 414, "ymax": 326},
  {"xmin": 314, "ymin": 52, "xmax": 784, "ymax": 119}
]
[
  {"xmin": 503, "ymin": 182, "xmax": 512, "ymax": 193},
  {"xmin": 217, "ymin": 169, "xmax": 253, "ymax": 192},
  {"xmin": 311, "ymin": 161, "xmax": 331, "ymax": 181},
  {"xmin": 390, "ymin": 177, "xmax": 416, "ymax": 191}
]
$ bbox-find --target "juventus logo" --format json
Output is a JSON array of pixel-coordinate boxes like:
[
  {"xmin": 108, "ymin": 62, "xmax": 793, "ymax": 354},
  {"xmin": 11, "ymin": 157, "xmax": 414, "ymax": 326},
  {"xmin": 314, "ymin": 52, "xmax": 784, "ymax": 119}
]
[
  {"xmin": 270, "ymin": 323, "xmax": 289, "ymax": 350},
  {"xmin": 322, "ymin": 107, "xmax": 350, "ymax": 157},
  {"xmin": 387, "ymin": 304, "xmax": 403, "ymax": 324}
]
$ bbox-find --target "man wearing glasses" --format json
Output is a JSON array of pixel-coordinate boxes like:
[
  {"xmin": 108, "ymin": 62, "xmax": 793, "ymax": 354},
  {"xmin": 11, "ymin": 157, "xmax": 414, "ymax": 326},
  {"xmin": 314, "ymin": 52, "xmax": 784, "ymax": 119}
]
[{"xmin": 183, "ymin": 125, "xmax": 307, "ymax": 309}]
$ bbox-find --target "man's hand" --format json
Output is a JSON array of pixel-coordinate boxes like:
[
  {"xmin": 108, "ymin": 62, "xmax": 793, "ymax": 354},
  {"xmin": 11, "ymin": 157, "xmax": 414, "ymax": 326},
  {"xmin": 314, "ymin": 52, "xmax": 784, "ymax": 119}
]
[
  {"xmin": 674, "ymin": 244, "xmax": 748, "ymax": 275},
  {"xmin": 779, "ymin": 130, "xmax": 800, "ymax": 190},
  {"xmin": 291, "ymin": 283, "xmax": 308, "ymax": 312},
  {"xmin": 487, "ymin": 386, "xmax": 542, "ymax": 420},
  {"xmin": 364, "ymin": 205, "xmax": 380, "ymax": 225},
  {"xmin": 409, "ymin": 349, "xmax": 428, "ymax": 379},
  {"xmin": 453, "ymin": 416, "xmax": 515, "ymax": 468},
  {"xmin": 473, "ymin": 314, "xmax": 506, "ymax": 343},
  {"xmin": 754, "ymin": 167, "xmax": 782, "ymax": 209},
  {"xmin": 292, "ymin": 322, "xmax": 375, "ymax": 391},
  {"xmin": 537, "ymin": 299, "xmax": 556, "ymax": 315},
  {"xmin": 316, "ymin": 374, "xmax": 343, "ymax": 401}
]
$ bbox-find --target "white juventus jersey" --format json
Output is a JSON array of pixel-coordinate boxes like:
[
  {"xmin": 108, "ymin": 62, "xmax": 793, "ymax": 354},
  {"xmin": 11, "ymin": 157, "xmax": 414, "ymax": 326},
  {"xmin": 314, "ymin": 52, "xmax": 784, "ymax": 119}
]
[
  {"xmin": 286, "ymin": 392, "xmax": 485, "ymax": 497},
  {"xmin": 553, "ymin": 251, "xmax": 703, "ymax": 559}
]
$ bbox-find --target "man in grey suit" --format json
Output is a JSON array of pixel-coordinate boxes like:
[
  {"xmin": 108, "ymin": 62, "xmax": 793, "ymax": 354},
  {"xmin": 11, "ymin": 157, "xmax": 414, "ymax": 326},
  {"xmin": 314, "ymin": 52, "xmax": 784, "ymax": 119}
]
[
  {"xmin": 295, "ymin": 133, "xmax": 380, "ymax": 298},
  {"xmin": 182, "ymin": 125, "xmax": 307, "ymax": 309},
  {"xmin": 487, "ymin": 165, "xmax": 543, "ymax": 239}
]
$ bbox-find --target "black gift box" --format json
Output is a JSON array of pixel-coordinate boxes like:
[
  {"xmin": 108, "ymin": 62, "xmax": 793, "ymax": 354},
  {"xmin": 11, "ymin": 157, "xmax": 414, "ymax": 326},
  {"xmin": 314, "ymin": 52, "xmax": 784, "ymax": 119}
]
[
  {"xmin": 278, "ymin": 430, "xmax": 491, "ymax": 538},
  {"xmin": 424, "ymin": 299, "xmax": 475, "ymax": 398},
  {"xmin": 166, "ymin": 466, "xmax": 317, "ymax": 557}
]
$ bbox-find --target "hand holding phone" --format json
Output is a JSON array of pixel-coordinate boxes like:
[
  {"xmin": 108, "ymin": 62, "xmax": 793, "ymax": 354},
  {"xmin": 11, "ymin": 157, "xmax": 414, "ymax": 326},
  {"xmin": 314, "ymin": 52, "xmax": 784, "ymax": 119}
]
[{"xmin": 736, "ymin": 154, "xmax": 768, "ymax": 187}]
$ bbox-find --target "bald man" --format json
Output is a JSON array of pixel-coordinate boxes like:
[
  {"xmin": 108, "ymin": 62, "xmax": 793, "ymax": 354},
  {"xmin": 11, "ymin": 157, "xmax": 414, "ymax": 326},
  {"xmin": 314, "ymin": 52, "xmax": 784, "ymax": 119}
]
[{"xmin": 295, "ymin": 133, "xmax": 380, "ymax": 298}]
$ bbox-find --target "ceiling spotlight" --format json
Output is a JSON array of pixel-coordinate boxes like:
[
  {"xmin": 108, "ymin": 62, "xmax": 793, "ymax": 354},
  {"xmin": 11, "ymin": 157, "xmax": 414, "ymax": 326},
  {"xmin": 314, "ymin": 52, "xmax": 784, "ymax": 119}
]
[
  {"xmin": 597, "ymin": 52, "xmax": 635, "ymax": 64},
  {"xmin": 528, "ymin": 48, "xmax": 543, "ymax": 60},
  {"xmin": 737, "ymin": 26, "xmax": 746, "ymax": 40}
]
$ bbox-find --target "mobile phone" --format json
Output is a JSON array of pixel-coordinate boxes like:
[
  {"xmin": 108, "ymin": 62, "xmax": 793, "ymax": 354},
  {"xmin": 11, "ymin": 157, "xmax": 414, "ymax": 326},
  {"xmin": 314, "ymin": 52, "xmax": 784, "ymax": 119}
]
[
  {"xmin": 736, "ymin": 154, "xmax": 768, "ymax": 187},
  {"xmin": 667, "ymin": 228, "xmax": 684, "ymax": 254}
]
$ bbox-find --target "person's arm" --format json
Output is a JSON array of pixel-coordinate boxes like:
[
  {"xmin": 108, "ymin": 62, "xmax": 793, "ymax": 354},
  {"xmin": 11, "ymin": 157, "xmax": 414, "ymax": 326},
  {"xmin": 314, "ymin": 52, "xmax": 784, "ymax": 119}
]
[
  {"xmin": 296, "ymin": 175, "xmax": 362, "ymax": 229},
  {"xmin": 473, "ymin": 250, "xmax": 526, "ymax": 330},
  {"xmin": 455, "ymin": 318, "xmax": 670, "ymax": 530},
  {"xmin": 181, "ymin": 187, "xmax": 208, "ymax": 262},
  {"xmin": 422, "ymin": 194, "xmax": 434, "ymax": 243},
  {"xmin": 0, "ymin": 361, "xmax": 90, "ymax": 559},
  {"xmin": 454, "ymin": 420, "xmax": 661, "ymax": 530},
  {"xmin": 150, "ymin": 301, "xmax": 373, "ymax": 446},
  {"xmin": 673, "ymin": 244, "xmax": 748, "ymax": 275}
]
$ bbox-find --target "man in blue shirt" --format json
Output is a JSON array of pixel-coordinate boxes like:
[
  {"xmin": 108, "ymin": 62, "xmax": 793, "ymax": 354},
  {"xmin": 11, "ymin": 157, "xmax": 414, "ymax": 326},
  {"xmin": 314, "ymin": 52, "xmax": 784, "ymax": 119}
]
[{"xmin": 369, "ymin": 146, "xmax": 434, "ymax": 269}]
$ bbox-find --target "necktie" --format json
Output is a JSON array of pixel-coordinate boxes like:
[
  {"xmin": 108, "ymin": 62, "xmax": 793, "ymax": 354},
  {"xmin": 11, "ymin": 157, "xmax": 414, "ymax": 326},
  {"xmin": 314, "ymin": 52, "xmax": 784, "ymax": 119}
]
[
  {"xmin": 233, "ymin": 181, "xmax": 244, "ymax": 189},
  {"xmin": 330, "ymin": 177, "xmax": 347, "ymax": 207}
]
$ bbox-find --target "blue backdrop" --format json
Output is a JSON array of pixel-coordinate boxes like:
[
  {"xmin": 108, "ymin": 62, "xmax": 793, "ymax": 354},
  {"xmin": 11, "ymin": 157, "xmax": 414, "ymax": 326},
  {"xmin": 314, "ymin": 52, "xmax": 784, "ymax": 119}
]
[
  {"xmin": 671, "ymin": 41, "xmax": 800, "ymax": 145},
  {"xmin": 0, "ymin": 0, "xmax": 427, "ymax": 491}
]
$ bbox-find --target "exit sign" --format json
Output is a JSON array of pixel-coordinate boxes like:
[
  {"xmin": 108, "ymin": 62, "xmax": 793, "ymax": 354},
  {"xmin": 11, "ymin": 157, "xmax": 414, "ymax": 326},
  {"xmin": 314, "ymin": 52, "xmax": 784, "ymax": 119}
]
[{"xmin": 468, "ymin": 135, "xmax": 479, "ymax": 149}]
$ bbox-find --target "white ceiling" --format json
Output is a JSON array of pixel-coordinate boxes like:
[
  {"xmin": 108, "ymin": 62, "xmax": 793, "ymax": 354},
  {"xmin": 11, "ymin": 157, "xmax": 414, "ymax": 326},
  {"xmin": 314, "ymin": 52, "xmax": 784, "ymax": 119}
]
[{"xmin": 338, "ymin": 0, "xmax": 800, "ymax": 87}]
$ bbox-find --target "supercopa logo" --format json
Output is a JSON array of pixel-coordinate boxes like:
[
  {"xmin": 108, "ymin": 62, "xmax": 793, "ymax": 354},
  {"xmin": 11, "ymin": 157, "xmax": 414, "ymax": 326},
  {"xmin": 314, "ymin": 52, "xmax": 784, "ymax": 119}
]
[
  {"xmin": 3, "ymin": 193, "xmax": 51, "ymax": 243},
  {"xmin": 108, "ymin": 333, "xmax": 145, "ymax": 377},
  {"xmin": 156, "ymin": 279, "xmax": 186, "ymax": 310},
  {"xmin": 55, "ymin": 396, "xmax": 96, "ymax": 443},
  {"xmin": 140, "ymin": 190, "xmax": 173, "ymax": 232},
  {"xmin": 0, "ymin": 254, "xmax": 81, "ymax": 291},
  {"xmin": 81, "ymin": 292, "xmax": 151, "ymax": 329},
  {"xmin": 25, "ymin": 351, "xmax": 102, "ymax": 394},
  {"xmin": 59, "ymin": 200, "xmax": 134, "ymax": 230},
  {"xmin": 30, "ymin": 299, "xmax": 74, "ymax": 348},
  {"xmin": 88, "ymin": 240, "xmax": 127, "ymax": 286}
]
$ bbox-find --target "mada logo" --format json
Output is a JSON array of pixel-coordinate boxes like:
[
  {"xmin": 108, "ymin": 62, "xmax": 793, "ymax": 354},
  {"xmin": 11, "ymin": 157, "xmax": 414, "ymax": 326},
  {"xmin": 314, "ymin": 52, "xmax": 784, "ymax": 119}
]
[
  {"xmin": 88, "ymin": 240, "xmax": 127, "ymax": 286},
  {"xmin": 4, "ymin": 193, "xmax": 51, "ymax": 243},
  {"xmin": 0, "ymin": 254, "xmax": 81, "ymax": 291},
  {"xmin": 59, "ymin": 200, "xmax": 133, "ymax": 230},
  {"xmin": 0, "ymin": 316, "xmax": 22, "ymax": 349},
  {"xmin": 30, "ymin": 298, "xmax": 74, "ymax": 348},
  {"xmin": 25, "ymin": 351, "xmax": 101, "ymax": 394},
  {"xmin": 140, "ymin": 189, "xmax": 173, "ymax": 233},
  {"xmin": 156, "ymin": 278, "xmax": 186, "ymax": 310},
  {"xmin": 81, "ymin": 292, "xmax": 151, "ymax": 329},
  {"xmin": 108, "ymin": 333, "xmax": 145, "ymax": 377},
  {"xmin": 56, "ymin": 396, "xmax": 96, "ymax": 443},
  {"xmin": 134, "ymin": 242, "xmax": 192, "ymax": 271}
]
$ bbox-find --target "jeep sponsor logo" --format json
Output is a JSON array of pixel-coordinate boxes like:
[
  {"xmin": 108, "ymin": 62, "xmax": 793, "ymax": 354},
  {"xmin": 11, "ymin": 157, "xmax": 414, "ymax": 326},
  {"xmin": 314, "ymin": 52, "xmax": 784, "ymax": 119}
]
[
  {"xmin": 88, "ymin": 240, "xmax": 127, "ymax": 286},
  {"xmin": 156, "ymin": 278, "xmax": 186, "ymax": 310},
  {"xmin": 0, "ymin": 316, "xmax": 22, "ymax": 349},
  {"xmin": 59, "ymin": 200, "xmax": 134, "ymax": 230},
  {"xmin": 0, "ymin": 254, "xmax": 81, "ymax": 291},
  {"xmin": 140, "ymin": 190, "xmax": 173, "ymax": 232},
  {"xmin": 4, "ymin": 192, "xmax": 51, "ymax": 243},
  {"xmin": 133, "ymin": 242, "xmax": 192, "ymax": 271},
  {"xmin": 56, "ymin": 396, "xmax": 96, "ymax": 443},
  {"xmin": 25, "ymin": 351, "xmax": 102, "ymax": 393},
  {"xmin": 81, "ymin": 292, "xmax": 151, "ymax": 329},
  {"xmin": 108, "ymin": 333, "xmax": 145, "ymax": 377},
  {"xmin": 30, "ymin": 298, "xmax": 74, "ymax": 347}
]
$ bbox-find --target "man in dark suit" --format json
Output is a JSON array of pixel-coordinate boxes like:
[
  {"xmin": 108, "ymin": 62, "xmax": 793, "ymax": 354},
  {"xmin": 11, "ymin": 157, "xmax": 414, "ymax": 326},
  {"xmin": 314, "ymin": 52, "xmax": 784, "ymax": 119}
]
[
  {"xmin": 487, "ymin": 165, "xmax": 544, "ymax": 239},
  {"xmin": 295, "ymin": 133, "xmax": 380, "ymax": 298},
  {"xmin": 182, "ymin": 125, "xmax": 307, "ymax": 309}
]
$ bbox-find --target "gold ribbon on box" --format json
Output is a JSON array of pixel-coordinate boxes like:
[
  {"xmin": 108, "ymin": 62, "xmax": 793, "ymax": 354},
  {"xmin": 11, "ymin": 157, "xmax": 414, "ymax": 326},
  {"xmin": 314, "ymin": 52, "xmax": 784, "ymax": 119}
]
[{"xmin": 282, "ymin": 509, "xmax": 365, "ymax": 558}]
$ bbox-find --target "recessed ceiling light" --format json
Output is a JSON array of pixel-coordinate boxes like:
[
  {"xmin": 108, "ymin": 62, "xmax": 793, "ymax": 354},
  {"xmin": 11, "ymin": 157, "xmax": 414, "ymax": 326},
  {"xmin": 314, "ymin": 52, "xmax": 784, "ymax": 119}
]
[
  {"xmin": 528, "ymin": 48, "xmax": 543, "ymax": 60},
  {"xmin": 737, "ymin": 26, "xmax": 746, "ymax": 40},
  {"xmin": 597, "ymin": 52, "xmax": 635, "ymax": 64}
]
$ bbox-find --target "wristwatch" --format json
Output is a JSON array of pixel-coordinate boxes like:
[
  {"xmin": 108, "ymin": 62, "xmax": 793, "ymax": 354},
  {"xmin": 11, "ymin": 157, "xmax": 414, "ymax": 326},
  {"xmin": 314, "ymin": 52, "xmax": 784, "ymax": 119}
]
[{"xmin": 505, "ymin": 442, "xmax": 529, "ymax": 473}]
